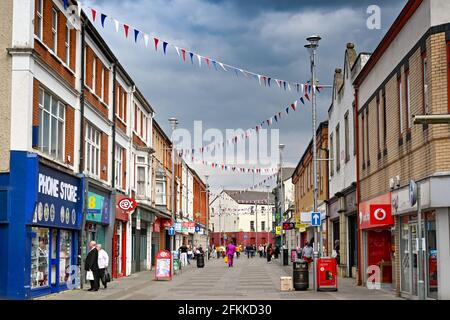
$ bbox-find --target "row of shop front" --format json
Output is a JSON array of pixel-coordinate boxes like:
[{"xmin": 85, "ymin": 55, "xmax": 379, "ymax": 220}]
[
  {"xmin": 0, "ymin": 153, "xmax": 209, "ymax": 299},
  {"xmin": 283, "ymin": 176, "xmax": 449, "ymax": 300}
]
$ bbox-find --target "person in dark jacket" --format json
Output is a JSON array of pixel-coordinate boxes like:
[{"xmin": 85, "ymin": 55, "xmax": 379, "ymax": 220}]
[{"xmin": 85, "ymin": 241, "xmax": 100, "ymax": 291}]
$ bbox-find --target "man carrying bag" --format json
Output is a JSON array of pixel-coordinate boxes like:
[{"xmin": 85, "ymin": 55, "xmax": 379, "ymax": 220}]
[
  {"xmin": 96, "ymin": 244, "xmax": 110, "ymax": 289},
  {"xmin": 85, "ymin": 241, "xmax": 100, "ymax": 291}
]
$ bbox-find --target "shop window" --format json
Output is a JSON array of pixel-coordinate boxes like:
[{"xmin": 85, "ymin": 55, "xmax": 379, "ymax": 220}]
[
  {"xmin": 85, "ymin": 123, "xmax": 101, "ymax": 177},
  {"xmin": 38, "ymin": 88, "xmax": 65, "ymax": 162},
  {"xmin": 31, "ymin": 227, "xmax": 49, "ymax": 289},
  {"xmin": 426, "ymin": 215, "xmax": 437, "ymax": 299},
  {"xmin": 59, "ymin": 230, "xmax": 72, "ymax": 284}
]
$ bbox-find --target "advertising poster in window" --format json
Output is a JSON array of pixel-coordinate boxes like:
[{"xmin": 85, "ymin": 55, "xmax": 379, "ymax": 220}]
[{"xmin": 86, "ymin": 190, "xmax": 110, "ymax": 224}]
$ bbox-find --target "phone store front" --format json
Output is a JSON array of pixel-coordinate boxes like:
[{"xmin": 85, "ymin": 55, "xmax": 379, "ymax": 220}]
[
  {"xmin": 31, "ymin": 164, "xmax": 84, "ymax": 298},
  {"xmin": 359, "ymin": 192, "xmax": 395, "ymax": 289}
]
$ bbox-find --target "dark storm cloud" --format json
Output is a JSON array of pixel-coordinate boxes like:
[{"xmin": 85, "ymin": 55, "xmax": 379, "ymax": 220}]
[{"xmin": 84, "ymin": 0, "xmax": 405, "ymax": 190}]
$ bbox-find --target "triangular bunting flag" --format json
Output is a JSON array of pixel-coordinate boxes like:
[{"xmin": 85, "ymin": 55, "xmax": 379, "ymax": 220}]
[
  {"xmin": 205, "ymin": 57, "xmax": 210, "ymax": 68},
  {"xmin": 189, "ymin": 52, "xmax": 194, "ymax": 64},
  {"xmin": 91, "ymin": 8, "xmax": 97, "ymax": 22},
  {"xmin": 218, "ymin": 62, "xmax": 227, "ymax": 71},
  {"xmin": 304, "ymin": 92, "xmax": 310, "ymax": 101},
  {"xmin": 134, "ymin": 29, "xmax": 140, "ymax": 43},
  {"xmin": 212, "ymin": 60, "xmax": 218, "ymax": 70},
  {"xmin": 154, "ymin": 38, "xmax": 159, "ymax": 51},
  {"xmin": 268, "ymin": 78, "xmax": 271, "ymax": 87},
  {"xmin": 163, "ymin": 42, "xmax": 168, "ymax": 54},
  {"xmin": 181, "ymin": 49, "xmax": 186, "ymax": 62},
  {"xmin": 291, "ymin": 101, "xmax": 298, "ymax": 111},
  {"xmin": 299, "ymin": 97, "xmax": 305, "ymax": 105},
  {"xmin": 114, "ymin": 19, "xmax": 119, "ymax": 33},
  {"xmin": 100, "ymin": 14, "xmax": 107, "ymax": 28},
  {"xmin": 123, "ymin": 24, "xmax": 129, "ymax": 38},
  {"xmin": 174, "ymin": 46, "xmax": 180, "ymax": 57},
  {"xmin": 274, "ymin": 115, "xmax": 278, "ymax": 122},
  {"xmin": 286, "ymin": 107, "xmax": 289, "ymax": 114},
  {"xmin": 197, "ymin": 55, "xmax": 202, "ymax": 67},
  {"xmin": 283, "ymin": 81, "xmax": 287, "ymax": 90},
  {"xmin": 143, "ymin": 34, "xmax": 149, "ymax": 47},
  {"xmin": 257, "ymin": 75, "xmax": 262, "ymax": 86}
]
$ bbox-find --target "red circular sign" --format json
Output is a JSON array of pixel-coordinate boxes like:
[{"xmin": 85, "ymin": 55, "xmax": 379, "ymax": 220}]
[{"xmin": 118, "ymin": 198, "xmax": 137, "ymax": 213}]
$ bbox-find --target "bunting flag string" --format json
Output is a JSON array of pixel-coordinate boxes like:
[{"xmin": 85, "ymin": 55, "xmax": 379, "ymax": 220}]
[
  {"xmin": 79, "ymin": 2, "xmax": 323, "ymax": 94},
  {"xmin": 177, "ymin": 98, "xmax": 302, "ymax": 157}
]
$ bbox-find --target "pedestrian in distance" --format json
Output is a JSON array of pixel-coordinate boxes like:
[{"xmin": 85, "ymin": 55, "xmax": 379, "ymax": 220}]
[
  {"xmin": 258, "ymin": 245, "xmax": 263, "ymax": 258},
  {"xmin": 226, "ymin": 241, "xmax": 236, "ymax": 267},
  {"xmin": 246, "ymin": 245, "xmax": 251, "ymax": 259},
  {"xmin": 96, "ymin": 244, "xmax": 109, "ymax": 289},
  {"xmin": 274, "ymin": 245, "xmax": 280, "ymax": 260},
  {"xmin": 251, "ymin": 244, "xmax": 256, "ymax": 258},
  {"xmin": 332, "ymin": 239, "xmax": 340, "ymax": 265},
  {"xmin": 179, "ymin": 243, "xmax": 189, "ymax": 266},
  {"xmin": 85, "ymin": 241, "xmax": 100, "ymax": 291},
  {"xmin": 266, "ymin": 244, "xmax": 273, "ymax": 263}
]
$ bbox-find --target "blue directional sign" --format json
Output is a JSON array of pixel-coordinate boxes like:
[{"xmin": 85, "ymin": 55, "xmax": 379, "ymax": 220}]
[
  {"xmin": 311, "ymin": 212, "xmax": 321, "ymax": 227},
  {"xmin": 195, "ymin": 224, "xmax": 201, "ymax": 233},
  {"xmin": 168, "ymin": 226, "xmax": 175, "ymax": 236}
]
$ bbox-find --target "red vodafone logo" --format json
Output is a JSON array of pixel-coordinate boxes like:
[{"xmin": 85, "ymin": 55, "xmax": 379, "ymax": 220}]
[
  {"xmin": 118, "ymin": 197, "xmax": 137, "ymax": 213},
  {"xmin": 369, "ymin": 204, "xmax": 393, "ymax": 226}
]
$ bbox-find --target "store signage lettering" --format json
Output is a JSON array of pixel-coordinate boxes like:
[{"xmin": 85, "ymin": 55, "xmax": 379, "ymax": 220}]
[{"xmin": 38, "ymin": 173, "xmax": 78, "ymax": 203}]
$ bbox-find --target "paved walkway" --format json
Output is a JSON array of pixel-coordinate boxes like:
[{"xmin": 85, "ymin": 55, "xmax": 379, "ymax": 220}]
[{"xmin": 37, "ymin": 256, "xmax": 403, "ymax": 300}]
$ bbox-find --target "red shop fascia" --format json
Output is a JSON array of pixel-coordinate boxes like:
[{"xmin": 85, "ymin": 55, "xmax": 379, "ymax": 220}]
[
  {"xmin": 112, "ymin": 194, "xmax": 130, "ymax": 279},
  {"xmin": 359, "ymin": 192, "xmax": 395, "ymax": 284}
]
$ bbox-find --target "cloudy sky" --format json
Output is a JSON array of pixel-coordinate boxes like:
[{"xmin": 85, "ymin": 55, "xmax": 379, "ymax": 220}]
[{"xmin": 83, "ymin": 0, "xmax": 406, "ymax": 194}]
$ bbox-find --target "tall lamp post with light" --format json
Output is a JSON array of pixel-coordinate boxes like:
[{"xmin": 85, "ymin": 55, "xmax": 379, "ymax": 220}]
[
  {"xmin": 305, "ymin": 35, "xmax": 321, "ymax": 291},
  {"xmin": 205, "ymin": 174, "xmax": 210, "ymax": 259},
  {"xmin": 278, "ymin": 143, "xmax": 285, "ymax": 264},
  {"xmin": 169, "ymin": 117, "xmax": 178, "ymax": 269}
]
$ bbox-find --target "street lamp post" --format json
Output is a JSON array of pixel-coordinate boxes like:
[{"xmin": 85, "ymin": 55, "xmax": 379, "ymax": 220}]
[
  {"xmin": 279, "ymin": 143, "xmax": 285, "ymax": 264},
  {"xmin": 169, "ymin": 117, "xmax": 178, "ymax": 273},
  {"xmin": 205, "ymin": 174, "xmax": 210, "ymax": 260},
  {"xmin": 305, "ymin": 35, "xmax": 321, "ymax": 291}
]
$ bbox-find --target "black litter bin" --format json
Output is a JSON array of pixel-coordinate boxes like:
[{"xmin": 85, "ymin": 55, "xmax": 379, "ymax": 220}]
[
  {"xmin": 283, "ymin": 249, "xmax": 289, "ymax": 266},
  {"xmin": 293, "ymin": 260, "xmax": 309, "ymax": 291},
  {"xmin": 197, "ymin": 254, "xmax": 205, "ymax": 268}
]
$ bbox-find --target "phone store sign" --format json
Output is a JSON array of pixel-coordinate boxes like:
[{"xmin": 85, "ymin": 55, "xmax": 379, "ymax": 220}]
[{"xmin": 34, "ymin": 164, "xmax": 83, "ymax": 229}]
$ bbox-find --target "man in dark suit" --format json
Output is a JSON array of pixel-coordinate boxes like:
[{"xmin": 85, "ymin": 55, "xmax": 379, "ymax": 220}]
[{"xmin": 85, "ymin": 241, "xmax": 100, "ymax": 291}]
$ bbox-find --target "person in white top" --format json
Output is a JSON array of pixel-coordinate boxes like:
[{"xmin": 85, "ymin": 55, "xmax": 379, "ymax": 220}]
[{"xmin": 96, "ymin": 244, "xmax": 109, "ymax": 289}]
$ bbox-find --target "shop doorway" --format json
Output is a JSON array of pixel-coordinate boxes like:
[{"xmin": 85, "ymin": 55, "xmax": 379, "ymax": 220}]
[
  {"xmin": 348, "ymin": 215, "xmax": 357, "ymax": 278},
  {"xmin": 367, "ymin": 229, "xmax": 392, "ymax": 285}
]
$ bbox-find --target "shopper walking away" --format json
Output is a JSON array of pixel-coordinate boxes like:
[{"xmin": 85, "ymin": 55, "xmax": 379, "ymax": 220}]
[
  {"xmin": 332, "ymin": 239, "xmax": 340, "ymax": 265},
  {"xmin": 96, "ymin": 244, "xmax": 109, "ymax": 289},
  {"xmin": 251, "ymin": 244, "xmax": 256, "ymax": 258},
  {"xmin": 274, "ymin": 245, "xmax": 280, "ymax": 260},
  {"xmin": 226, "ymin": 242, "xmax": 236, "ymax": 267},
  {"xmin": 266, "ymin": 244, "xmax": 273, "ymax": 263},
  {"xmin": 85, "ymin": 241, "xmax": 100, "ymax": 291},
  {"xmin": 258, "ymin": 245, "xmax": 263, "ymax": 258},
  {"xmin": 179, "ymin": 243, "xmax": 189, "ymax": 267}
]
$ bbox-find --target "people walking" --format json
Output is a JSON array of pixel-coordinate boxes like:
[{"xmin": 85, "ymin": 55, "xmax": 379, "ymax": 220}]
[
  {"xmin": 179, "ymin": 243, "xmax": 189, "ymax": 267},
  {"xmin": 266, "ymin": 244, "xmax": 273, "ymax": 263},
  {"xmin": 333, "ymin": 239, "xmax": 340, "ymax": 265},
  {"xmin": 245, "ymin": 245, "xmax": 251, "ymax": 259},
  {"xmin": 225, "ymin": 241, "xmax": 236, "ymax": 267},
  {"xmin": 302, "ymin": 241, "xmax": 313, "ymax": 264},
  {"xmin": 251, "ymin": 244, "xmax": 256, "ymax": 258},
  {"xmin": 258, "ymin": 245, "xmax": 263, "ymax": 258},
  {"xmin": 274, "ymin": 245, "xmax": 280, "ymax": 260},
  {"xmin": 85, "ymin": 241, "xmax": 99, "ymax": 292},
  {"xmin": 96, "ymin": 244, "xmax": 109, "ymax": 289}
]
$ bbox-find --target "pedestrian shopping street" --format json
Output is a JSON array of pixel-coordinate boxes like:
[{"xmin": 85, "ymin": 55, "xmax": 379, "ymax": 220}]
[{"xmin": 37, "ymin": 256, "xmax": 402, "ymax": 300}]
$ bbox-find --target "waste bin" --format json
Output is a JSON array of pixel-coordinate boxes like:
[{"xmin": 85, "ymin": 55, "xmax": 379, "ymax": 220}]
[
  {"xmin": 293, "ymin": 260, "xmax": 309, "ymax": 291},
  {"xmin": 283, "ymin": 249, "xmax": 289, "ymax": 266},
  {"xmin": 197, "ymin": 254, "xmax": 205, "ymax": 268}
]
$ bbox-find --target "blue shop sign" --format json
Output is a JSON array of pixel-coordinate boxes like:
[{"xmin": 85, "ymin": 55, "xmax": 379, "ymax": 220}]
[
  {"xmin": 86, "ymin": 190, "xmax": 110, "ymax": 225},
  {"xmin": 33, "ymin": 164, "xmax": 83, "ymax": 230}
]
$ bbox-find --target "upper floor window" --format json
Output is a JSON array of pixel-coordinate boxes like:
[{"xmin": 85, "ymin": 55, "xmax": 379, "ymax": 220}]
[
  {"xmin": 336, "ymin": 124, "xmax": 340, "ymax": 172},
  {"xmin": 250, "ymin": 221, "xmax": 255, "ymax": 232},
  {"xmin": 101, "ymin": 67, "xmax": 105, "ymax": 101},
  {"xmin": 422, "ymin": 55, "xmax": 429, "ymax": 114},
  {"xmin": 261, "ymin": 221, "xmax": 266, "ymax": 231},
  {"xmin": 398, "ymin": 77, "xmax": 404, "ymax": 134},
  {"xmin": 92, "ymin": 57, "xmax": 96, "ymax": 93},
  {"xmin": 65, "ymin": 25, "xmax": 70, "ymax": 66},
  {"xmin": 38, "ymin": 88, "xmax": 65, "ymax": 162},
  {"xmin": 406, "ymin": 70, "xmax": 412, "ymax": 129},
  {"xmin": 344, "ymin": 111, "xmax": 350, "ymax": 162},
  {"xmin": 156, "ymin": 179, "xmax": 166, "ymax": 205},
  {"xmin": 85, "ymin": 124, "xmax": 101, "ymax": 177},
  {"xmin": 51, "ymin": 8, "xmax": 58, "ymax": 53},
  {"xmin": 136, "ymin": 156, "xmax": 147, "ymax": 197},
  {"xmin": 330, "ymin": 133, "xmax": 334, "ymax": 176},
  {"xmin": 114, "ymin": 144, "xmax": 123, "ymax": 188},
  {"xmin": 382, "ymin": 93, "xmax": 387, "ymax": 148},
  {"xmin": 35, "ymin": 0, "xmax": 43, "ymax": 40}
]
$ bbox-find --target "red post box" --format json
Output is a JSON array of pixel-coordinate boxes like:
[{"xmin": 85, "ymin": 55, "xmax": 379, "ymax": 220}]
[{"xmin": 316, "ymin": 257, "xmax": 338, "ymax": 291}]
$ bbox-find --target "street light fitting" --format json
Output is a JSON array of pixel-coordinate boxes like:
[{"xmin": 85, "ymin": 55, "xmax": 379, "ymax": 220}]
[
  {"xmin": 169, "ymin": 117, "xmax": 178, "ymax": 130},
  {"xmin": 279, "ymin": 144, "xmax": 285, "ymax": 151},
  {"xmin": 306, "ymin": 35, "xmax": 322, "ymax": 47}
]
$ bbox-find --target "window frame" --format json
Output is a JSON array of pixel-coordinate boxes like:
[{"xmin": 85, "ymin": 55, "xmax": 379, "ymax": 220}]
[
  {"xmin": 38, "ymin": 88, "xmax": 66, "ymax": 162},
  {"xmin": 136, "ymin": 156, "xmax": 147, "ymax": 197},
  {"xmin": 398, "ymin": 76, "xmax": 404, "ymax": 135},
  {"xmin": 405, "ymin": 69, "xmax": 412, "ymax": 129},
  {"xmin": 114, "ymin": 144, "xmax": 123, "ymax": 188},
  {"xmin": 330, "ymin": 132, "xmax": 334, "ymax": 176},
  {"xmin": 422, "ymin": 53, "xmax": 429, "ymax": 115},
  {"xmin": 344, "ymin": 111, "xmax": 350, "ymax": 163},
  {"xmin": 92, "ymin": 56, "xmax": 96, "ymax": 93},
  {"xmin": 35, "ymin": 0, "xmax": 43, "ymax": 40},
  {"xmin": 65, "ymin": 24, "xmax": 70, "ymax": 66},
  {"xmin": 335, "ymin": 124, "xmax": 340, "ymax": 172},
  {"xmin": 51, "ymin": 7, "xmax": 58, "ymax": 54},
  {"xmin": 85, "ymin": 123, "xmax": 101, "ymax": 178}
]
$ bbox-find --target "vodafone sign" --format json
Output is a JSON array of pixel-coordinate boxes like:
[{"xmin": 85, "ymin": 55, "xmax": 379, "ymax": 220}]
[{"xmin": 359, "ymin": 193, "xmax": 393, "ymax": 230}]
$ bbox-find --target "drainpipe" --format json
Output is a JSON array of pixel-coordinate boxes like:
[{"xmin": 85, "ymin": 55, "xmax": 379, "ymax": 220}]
[
  {"xmin": 354, "ymin": 87, "xmax": 362, "ymax": 286},
  {"xmin": 78, "ymin": 21, "xmax": 86, "ymax": 290}
]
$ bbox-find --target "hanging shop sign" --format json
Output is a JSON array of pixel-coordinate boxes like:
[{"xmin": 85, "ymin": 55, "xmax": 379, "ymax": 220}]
[
  {"xmin": 86, "ymin": 190, "xmax": 110, "ymax": 224},
  {"xmin": 275, "ymin": 226, "xmax": 282, "ymax": 235},
  {"xmin": 33, "ymin": 164, "xmax": 83, "ymax": 229},
  {"xmin": 117, "ymin": 197, "xmax": 137, "ymax": 214},
  {"xmin": 115, "ymin": 194, "xmax": 130, "ymax": 221}
]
